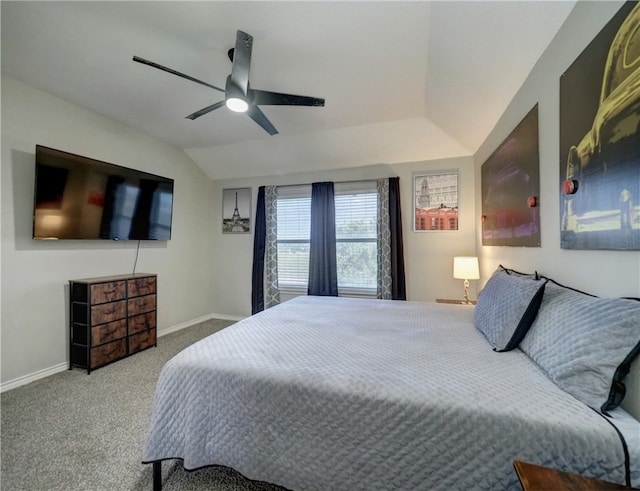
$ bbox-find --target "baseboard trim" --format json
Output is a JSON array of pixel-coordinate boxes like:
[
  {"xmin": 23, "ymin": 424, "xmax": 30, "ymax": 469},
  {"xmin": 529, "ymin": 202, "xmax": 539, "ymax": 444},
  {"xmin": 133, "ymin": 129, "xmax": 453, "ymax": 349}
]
[
  {"xmin": 1, "ymin": 312, "xmax": 244, "ymax": 393},
  {"xmin": 157, "ymin": 313, "xmax": 243, "ymax": 337},
  {"xmin": 0, "ymin": 362, "xmax": 69, "ymax": 393}
]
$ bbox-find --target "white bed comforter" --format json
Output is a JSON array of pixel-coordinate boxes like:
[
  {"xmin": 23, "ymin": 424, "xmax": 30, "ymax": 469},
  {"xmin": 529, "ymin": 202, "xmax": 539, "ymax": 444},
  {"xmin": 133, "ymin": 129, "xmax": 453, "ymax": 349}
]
[{"xmin": 143, "ymin": 296, "xmax": 638, "ymax": 490}]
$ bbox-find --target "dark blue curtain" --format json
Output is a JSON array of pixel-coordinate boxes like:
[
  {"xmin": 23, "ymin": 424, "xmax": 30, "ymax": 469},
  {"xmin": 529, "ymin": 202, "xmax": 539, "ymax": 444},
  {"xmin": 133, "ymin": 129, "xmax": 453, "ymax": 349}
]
[
  {"xmin": 308, "ymin": 182, "xmax": 338, "ymax": 296},
  {"xmin": 389, "ymin": 177, "xmax": 406, "ymax": 300},
  {"xmin": 251, "ymin": 186, "xmax": 266, "ymax": 314}
]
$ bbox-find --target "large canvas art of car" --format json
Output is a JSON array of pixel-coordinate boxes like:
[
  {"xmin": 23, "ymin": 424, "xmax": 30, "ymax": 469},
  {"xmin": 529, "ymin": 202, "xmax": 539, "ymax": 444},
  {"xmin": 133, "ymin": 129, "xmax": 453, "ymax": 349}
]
[{"xmin": 560, "ymin": 1, "xmax": 640, "ymax": 250}]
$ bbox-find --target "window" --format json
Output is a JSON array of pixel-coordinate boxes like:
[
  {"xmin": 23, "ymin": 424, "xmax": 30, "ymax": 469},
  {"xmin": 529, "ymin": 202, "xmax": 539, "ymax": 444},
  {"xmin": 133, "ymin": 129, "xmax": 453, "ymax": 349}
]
[
  {"xmin": 276, "ymin": 190, "xmax": 311, "ymax": 289},
  {"xmin": 276, "ymin": 182, "xmax": 378, "ymax": 295},
  {"xmin": 334, "ymin": 191, "xmax": 377, "ymax": 292}
]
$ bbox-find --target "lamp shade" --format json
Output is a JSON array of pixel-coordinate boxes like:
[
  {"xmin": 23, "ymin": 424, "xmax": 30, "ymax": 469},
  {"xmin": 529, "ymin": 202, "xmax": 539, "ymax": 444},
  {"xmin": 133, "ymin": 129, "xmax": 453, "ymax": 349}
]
[{"xmin": 453, "ymin": 256, "xmax": 479, "ymax": 280}]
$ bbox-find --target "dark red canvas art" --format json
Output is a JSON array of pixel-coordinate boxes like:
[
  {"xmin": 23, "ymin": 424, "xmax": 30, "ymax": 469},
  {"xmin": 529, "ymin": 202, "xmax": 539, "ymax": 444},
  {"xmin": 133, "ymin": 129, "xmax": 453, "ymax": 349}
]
[{"xmin": 481, "ymin": 105, "xmax": 540, "ymax": 247}]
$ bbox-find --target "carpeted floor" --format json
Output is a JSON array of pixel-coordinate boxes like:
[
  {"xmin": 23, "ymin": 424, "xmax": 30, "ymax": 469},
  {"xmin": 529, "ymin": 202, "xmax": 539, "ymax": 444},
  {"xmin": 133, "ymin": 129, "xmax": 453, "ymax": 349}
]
[{"xmin": 1, "ymin": 319, "xmax": 287, "ymax": 491}]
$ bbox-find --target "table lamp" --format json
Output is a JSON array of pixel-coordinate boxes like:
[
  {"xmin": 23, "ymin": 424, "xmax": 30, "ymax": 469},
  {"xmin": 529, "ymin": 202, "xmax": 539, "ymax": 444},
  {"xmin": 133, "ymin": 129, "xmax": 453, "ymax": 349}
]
[{"xmin": 453, "ymin": 256, "xmax": 480, "ymax": 304}]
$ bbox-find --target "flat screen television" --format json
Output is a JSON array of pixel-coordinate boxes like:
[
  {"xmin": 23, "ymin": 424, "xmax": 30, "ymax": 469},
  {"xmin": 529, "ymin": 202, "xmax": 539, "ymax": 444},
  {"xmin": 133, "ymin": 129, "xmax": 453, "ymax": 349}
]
[{"xmin": 33, "ymin": 145, "xmax": 174, "ymax": 240}]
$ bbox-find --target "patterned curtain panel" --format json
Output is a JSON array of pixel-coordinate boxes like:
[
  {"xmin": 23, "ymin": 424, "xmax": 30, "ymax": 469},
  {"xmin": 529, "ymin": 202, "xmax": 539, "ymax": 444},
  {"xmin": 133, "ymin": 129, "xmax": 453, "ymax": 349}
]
[
  {"xmin": 251, "ymin": 186, "xmax": 266, "ymax": 314},
  {"xmin": 377, "ymin": 179, "xmax": 392, "ymax": 299},
  {"xmin": 389, "ymin": 177, "xmax": 406, "ymax": 300},
  {"xmin": 251, "ymin": 185, "xmax": 280, "ymax": 313},
  {"xmin": 264, "ymin": 185, "xmax": 280, "ymax": 308},
  {"xmin": 308, "ymin": 182, "xmax": 338, "ymax": 296}
]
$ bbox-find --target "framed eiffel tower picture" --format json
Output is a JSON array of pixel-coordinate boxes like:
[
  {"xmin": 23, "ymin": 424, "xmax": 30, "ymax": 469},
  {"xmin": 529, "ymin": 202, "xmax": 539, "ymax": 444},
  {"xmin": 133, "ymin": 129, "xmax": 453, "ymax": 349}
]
[{"xmin": 222, "ymin": 187, "xmax": 251, "ymax": 234}]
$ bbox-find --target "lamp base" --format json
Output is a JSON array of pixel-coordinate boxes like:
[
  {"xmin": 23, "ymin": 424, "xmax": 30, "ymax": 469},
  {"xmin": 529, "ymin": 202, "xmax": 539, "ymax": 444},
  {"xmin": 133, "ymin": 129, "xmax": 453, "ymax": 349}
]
[{"xmin": 463, "ymin": 278, "xmax": 470, "ymax": 304}]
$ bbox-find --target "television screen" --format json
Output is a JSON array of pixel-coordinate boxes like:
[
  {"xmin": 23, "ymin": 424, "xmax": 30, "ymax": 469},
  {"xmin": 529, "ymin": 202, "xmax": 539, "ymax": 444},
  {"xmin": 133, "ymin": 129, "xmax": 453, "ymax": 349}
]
[{"xmin": 33, "ymin": 145, "xmax": 174, "ymax": 240}]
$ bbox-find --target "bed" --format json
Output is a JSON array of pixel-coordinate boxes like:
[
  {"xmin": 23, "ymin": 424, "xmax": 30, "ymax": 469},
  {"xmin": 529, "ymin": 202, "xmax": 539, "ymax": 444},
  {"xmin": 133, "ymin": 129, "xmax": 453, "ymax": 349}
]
[{"xmin": 142, "ymin": 270, "xmax": 640, "ymax": 490}]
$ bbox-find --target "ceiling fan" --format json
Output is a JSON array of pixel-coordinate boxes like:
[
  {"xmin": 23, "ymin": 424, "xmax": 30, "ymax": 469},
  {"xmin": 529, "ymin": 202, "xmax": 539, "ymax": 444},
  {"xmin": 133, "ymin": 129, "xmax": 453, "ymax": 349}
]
[{"xmin": 133, "ymin": 30, "xmax": 325, "ymax": 136}]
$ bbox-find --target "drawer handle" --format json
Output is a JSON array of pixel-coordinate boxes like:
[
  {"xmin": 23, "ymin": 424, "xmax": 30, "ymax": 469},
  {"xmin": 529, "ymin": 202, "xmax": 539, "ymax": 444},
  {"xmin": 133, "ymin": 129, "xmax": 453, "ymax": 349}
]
[
  {"xmin": 102, "ymin": 328, "xmax": 115, "ymax": 338},
  {"xmin": 103, "ymin": 347, "xmax": 119, "ymax": 357},
  {"xmin": 136, "ymin": 299, "xmax": 147, "ymax": 307},
  {"xmin": 104, "ymin": 307, "xmax": 116, "ymax": 315}
]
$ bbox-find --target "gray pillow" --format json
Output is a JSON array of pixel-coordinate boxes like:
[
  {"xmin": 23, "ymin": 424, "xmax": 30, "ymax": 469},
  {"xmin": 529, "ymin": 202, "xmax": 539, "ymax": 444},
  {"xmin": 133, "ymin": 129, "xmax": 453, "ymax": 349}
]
[
  {"xmin": 474, "ymin": 269, "xmax": 546, "ymax": 351},
  {"xmin": 520, "ymin": 281, "xmax": 640, "ymax": 413},
  {"xmin": 498, "ymin": 264, "xmax": 539, "ymax": 280}
]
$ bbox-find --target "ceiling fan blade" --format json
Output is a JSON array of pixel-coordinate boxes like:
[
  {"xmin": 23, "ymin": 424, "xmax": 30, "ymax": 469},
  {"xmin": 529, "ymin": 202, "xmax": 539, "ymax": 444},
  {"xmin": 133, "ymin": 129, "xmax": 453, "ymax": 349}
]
[
  {"xmin": 250, "ymin": 89, "xmax": 325, "ymax": 107},
  {"xmin": 230, "ymin": 30, "xmax": 253, "ymax": 96},
  {"xmin": 185, "ymin": 101, "xmax": 226, "ymax": 120},
  {"xmin": 133, "ymin": 56, "xmax": 225, "ymax": 93},
  {"xmin": 246, "ymin": 105, "xmax": 278, "ymax": 135}
]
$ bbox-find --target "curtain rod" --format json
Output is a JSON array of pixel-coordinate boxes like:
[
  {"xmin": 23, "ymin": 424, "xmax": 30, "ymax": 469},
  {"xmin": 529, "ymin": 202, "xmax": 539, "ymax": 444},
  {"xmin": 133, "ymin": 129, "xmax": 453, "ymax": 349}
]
[{"xmin": 273, "ymin": 177, "xmax": 384, "ymax": 189}]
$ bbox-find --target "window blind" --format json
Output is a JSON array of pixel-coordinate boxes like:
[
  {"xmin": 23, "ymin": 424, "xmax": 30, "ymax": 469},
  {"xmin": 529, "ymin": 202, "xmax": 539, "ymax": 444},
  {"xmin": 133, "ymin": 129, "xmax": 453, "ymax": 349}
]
[
  {"xmin": 335, "ymin": 192, "xmax": 378, "ymax": 290},
  {"xmin": 277, "ymin": 196, "xmax": 311, "ymax": 288},
  {"xmin": 276, "ymin": 185, "xmax": 378, "ymax": 293}
]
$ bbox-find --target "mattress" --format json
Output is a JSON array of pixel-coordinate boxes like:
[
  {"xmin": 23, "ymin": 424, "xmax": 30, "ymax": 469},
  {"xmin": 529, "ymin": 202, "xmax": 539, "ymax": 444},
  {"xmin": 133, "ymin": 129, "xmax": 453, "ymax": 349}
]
[{"xmin": 143, "ymin": 296, "xmax": 639, "ymax": 490}]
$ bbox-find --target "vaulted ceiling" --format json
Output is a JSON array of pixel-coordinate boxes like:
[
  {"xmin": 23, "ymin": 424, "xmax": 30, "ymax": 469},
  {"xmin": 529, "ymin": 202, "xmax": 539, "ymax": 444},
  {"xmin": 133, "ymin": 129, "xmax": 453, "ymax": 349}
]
[{"xmin": 1, "ymin": 1, "xmax": 576, "ymax": 180}]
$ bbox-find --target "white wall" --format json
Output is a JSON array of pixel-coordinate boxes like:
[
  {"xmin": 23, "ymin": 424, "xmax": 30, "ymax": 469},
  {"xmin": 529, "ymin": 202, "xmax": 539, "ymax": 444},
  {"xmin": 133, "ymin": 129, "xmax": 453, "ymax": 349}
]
[
  {"xmin": 210, "ymin": 157, "xmax": 476, "ymax": 318},
  {"xmin": 1, "ymin": 75, "xmax": 217, "ymax": 386},
  {"xmin": 473, "ymin": 1, "xmax": 640, "ymax": 417}
]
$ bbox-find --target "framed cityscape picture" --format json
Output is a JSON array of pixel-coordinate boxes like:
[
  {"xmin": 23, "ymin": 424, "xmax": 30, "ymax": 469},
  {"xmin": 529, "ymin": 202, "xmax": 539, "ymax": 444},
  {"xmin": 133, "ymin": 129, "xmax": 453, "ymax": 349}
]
[
  {"xmin": 413, "ymin": 171, "xmax": 459, "ymax": 231},
  {"xmin": 222, "ymin": 187, "xmax": 251, "ymax": 233}
]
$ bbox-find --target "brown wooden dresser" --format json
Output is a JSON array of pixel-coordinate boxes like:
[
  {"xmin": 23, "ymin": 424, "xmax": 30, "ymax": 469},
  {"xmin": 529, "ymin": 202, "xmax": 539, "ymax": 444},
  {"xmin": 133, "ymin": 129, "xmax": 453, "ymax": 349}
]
[{"xmin": 69, "ymin": 273, "xmax": 157, "ymax": 373}]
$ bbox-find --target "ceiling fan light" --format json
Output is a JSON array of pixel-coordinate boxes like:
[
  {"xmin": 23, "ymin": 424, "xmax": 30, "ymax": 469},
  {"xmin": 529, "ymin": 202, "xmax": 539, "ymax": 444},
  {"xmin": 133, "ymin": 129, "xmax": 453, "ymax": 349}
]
[{"xmin": 226, "ymin": 97, "xmax": 249, "ymax": 113}]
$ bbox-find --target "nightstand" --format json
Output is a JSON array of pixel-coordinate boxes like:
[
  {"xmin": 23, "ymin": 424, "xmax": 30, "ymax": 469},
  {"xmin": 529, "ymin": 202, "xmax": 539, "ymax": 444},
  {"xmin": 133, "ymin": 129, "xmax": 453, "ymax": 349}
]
[
  {"xmin": 436, "ymin": 298, "xmax": 476, "ymax": 305},
  {"xmin": 513, "ymin": 460, "xmax": 637, "ymax": 491}
]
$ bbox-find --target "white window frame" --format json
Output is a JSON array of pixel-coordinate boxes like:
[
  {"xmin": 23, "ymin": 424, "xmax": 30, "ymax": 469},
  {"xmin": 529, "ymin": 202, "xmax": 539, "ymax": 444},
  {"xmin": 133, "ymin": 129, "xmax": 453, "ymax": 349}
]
[
  {"xmin": 275, "ymin": 182, "xmax": 378, "ymax": 298},
  {"xmin": 276, "ymin": 185, "xmax": 311, "ymax": 294},
  {"xmin": 334, "ymin": 181, "xmax": 378, "ymax": 297}
]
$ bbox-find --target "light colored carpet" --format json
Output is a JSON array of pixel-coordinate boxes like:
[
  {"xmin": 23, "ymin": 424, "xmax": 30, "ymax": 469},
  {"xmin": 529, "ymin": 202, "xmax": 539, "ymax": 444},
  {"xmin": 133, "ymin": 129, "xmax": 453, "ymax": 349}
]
[{"xmin": 1, "ymin": 319, "xmax": 287, "ymax": 491}]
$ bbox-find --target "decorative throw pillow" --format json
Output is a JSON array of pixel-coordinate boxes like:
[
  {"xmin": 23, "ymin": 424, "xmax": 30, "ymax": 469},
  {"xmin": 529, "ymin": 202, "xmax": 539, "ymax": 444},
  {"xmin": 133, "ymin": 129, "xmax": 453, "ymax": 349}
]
[
  {"xmin": 474, "ymin": 269, "xmax": 547, "ymax": 351},
  {"xmin": 498, "ymin": 264, "xmax": 539, "ymax": 280},
  {"xmin": 520, "ymin": 281, "xmax": 640, "ymax": 413}
]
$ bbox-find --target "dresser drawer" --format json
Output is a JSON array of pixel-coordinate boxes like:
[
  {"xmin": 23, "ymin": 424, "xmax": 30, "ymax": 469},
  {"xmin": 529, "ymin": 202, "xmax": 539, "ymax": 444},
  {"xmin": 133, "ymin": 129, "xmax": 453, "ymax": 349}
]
[
  {"xmin": 90, "ymin": 281, "xmax": 126, "ymax": 304},
  {"xmin": 128, "ymin": 311, "xmax": 156, "ymax": 335},
  {"xmin": 128, "ymin": 276, "xmax": 156, "ymax": 298},
  {"xmin": 69, "ymin": 273, "xmax": 158, "ymax": 373},
  {"xmin": 90, "ymin": 339, "xmax": 126, "ymax": 369},
  {"xmin": 128, "ymin": 294, "xmax": 156, "ymax": 316},
  {"xmin": 91, "ymin": 319, "xmax": 126, "ymax": 346},
  {"xmin": 129, "ymin": 328, "xmax": 156, "ymax": 354},
  {"xmin": 91, "ymin": 300, "xmax": 127, "ymax": 325}
]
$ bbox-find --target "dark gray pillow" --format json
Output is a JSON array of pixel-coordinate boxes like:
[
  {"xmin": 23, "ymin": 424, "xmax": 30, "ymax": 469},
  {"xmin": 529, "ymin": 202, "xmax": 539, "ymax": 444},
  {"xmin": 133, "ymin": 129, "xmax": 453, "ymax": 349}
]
[
  {"xmin": 520, "ymin": 281, "xmax": 640, "ymax": 413},
  {"xmin": 474, "ymin": 269, "xmax": 546, "ymax": 351}
]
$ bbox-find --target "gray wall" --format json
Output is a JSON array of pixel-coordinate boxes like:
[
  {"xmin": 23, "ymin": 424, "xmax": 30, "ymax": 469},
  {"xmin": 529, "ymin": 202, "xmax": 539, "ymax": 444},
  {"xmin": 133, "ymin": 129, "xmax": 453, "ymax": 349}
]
[
  {"xmin": 210, "ymin": 157, "xmax": 476, "ymax": 317},
  {"xmin": 1, "ymin": 75, "xmax": 217, "ymax": 386},
  {"xmin": 473, "ymin": 0, "xmax": 639, "ymax": 417}
]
